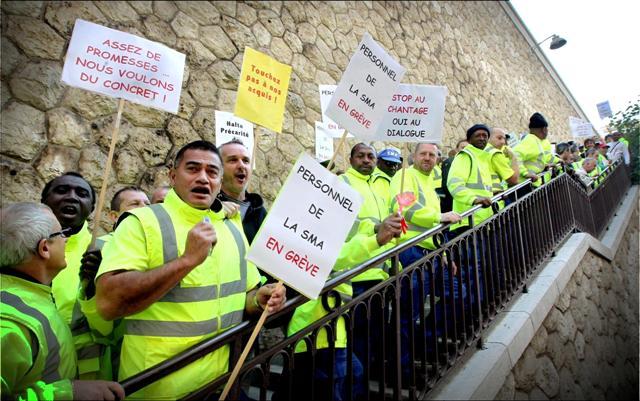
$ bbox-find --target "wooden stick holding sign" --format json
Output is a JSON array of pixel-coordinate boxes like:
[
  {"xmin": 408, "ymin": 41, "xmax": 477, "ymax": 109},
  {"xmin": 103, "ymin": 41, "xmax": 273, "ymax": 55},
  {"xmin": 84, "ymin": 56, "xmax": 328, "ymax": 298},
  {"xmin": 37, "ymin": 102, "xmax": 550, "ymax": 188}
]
[
  {"xmin": 327, "ymin": 130, "xmax": 349, "ymax": 172},
  {"xmin": 219, "ymin": 281, "xmax": 284, "ymax": 401},
  {"xmin": 251, "ymin": 130, "xmax": 259, "ymax": 170},
  {"xmin": 90, "ymin": 98, "xmax": 125, "ymax": 246}
]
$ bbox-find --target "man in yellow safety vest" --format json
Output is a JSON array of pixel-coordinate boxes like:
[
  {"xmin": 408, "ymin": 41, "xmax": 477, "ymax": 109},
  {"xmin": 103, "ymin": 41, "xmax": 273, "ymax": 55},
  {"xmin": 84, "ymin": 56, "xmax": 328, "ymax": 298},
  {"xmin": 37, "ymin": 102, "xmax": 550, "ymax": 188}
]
[{"xmin": 95, "ymin": 141, "xmax": 286, "ymax": 400}]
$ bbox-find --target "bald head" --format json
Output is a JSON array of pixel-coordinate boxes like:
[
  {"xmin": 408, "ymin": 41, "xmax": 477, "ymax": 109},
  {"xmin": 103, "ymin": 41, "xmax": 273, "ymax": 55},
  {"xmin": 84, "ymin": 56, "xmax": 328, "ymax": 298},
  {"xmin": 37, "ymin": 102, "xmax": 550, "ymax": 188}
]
[{"xmin": 489, "ymin": 127, "xmax": 508, "ymax": 149}]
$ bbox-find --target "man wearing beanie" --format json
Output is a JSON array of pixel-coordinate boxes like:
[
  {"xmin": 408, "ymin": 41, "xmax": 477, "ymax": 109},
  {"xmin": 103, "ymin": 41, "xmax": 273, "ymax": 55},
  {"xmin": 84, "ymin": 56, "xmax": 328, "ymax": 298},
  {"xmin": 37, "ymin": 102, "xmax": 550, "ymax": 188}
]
[
  {"xmin": 513, "ymin": 112, "xmax": 556, "ymax": 192},
  {"xmin": 447, "ymin": 124, "xmax": 495, "ymax": 234}
]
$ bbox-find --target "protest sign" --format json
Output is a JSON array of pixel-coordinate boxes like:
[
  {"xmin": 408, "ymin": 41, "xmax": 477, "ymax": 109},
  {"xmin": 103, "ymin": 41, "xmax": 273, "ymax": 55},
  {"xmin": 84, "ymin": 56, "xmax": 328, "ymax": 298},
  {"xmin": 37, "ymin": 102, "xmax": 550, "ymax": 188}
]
[
  {"xmin": 324, "ymin": 32, "xmax": 406, "ymax": 138},
  {"xmin": 596, "ymin": 101, "xmax": 612, "ymax": 119},
  {"xmin": 569, "ymin": 116, "xmax": 594, "ymax": 138},
  {"xmin": 315, "ymin": 122, "xmax": 335, "ymax": 161},
  {"xmin": 215, "ymin": 110, "xmax": 254, "ymax": 157},
  {"xmin": 61, "ymin": 19, "xmax": 185, "ymax": 113},
  {"xmin": 235, "ymin": 47, "xmax": 292, "ymax": 133},
  {"xmin": 368, "ymin": 84, "xmax": 447, "ymax": 143},
  {"xmin": 247, "ymin": 153, "xmax": 362, "ymax": 299},
  {"xmin": 319, "ymin": 85, "xmax": 351, "ymax": 138}
]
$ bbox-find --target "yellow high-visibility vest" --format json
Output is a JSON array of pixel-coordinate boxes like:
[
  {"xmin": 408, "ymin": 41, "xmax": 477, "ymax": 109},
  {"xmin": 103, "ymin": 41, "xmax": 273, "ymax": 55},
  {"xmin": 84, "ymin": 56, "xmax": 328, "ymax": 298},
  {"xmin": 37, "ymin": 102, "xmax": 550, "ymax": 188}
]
[
  {"xmin": 98, "ymin": 190, "xmax": 260, "ymax": 400},
  {"xmin": 1, "ymin": 274, "xmax": 77, "ymax": 400},
  {"xmin": 447, "ymin": 145, "xmax": 494, "ymax": 230}
]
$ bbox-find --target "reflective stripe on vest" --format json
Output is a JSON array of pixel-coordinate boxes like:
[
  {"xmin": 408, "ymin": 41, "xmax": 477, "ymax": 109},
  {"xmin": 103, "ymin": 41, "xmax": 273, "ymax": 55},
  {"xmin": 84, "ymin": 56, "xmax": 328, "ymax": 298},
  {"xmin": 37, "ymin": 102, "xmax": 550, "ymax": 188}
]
[
  {"xmin": 523, "ymin": 139, "xmax": 546, "ymax": 173},
  {"xmin": 147, "ymin": 206, "xmax": 247, "ymax": 303},
  {"xmin": 125, "ymin": 309, "xmax": 245, "ymax": 337},
  {"xmin": 449, "ymin": 150, "xmax": 492, "ymax": 194},
  {"xmin": 1, "ymin": 291, "xmax": 61, "ymax": 382}
]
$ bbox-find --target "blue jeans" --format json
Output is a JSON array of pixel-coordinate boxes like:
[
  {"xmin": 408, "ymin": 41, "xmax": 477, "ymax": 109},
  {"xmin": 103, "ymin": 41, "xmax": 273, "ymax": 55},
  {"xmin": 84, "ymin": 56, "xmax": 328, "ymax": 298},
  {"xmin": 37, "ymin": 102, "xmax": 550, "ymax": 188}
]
[{"xmin": 283, "ymin": 349, "xmax": 365, "ymax": 401}]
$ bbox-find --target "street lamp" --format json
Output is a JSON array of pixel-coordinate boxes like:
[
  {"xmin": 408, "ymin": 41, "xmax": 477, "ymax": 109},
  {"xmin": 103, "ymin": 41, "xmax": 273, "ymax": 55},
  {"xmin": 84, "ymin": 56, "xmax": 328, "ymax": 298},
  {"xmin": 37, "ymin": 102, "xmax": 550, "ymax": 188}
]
[{"xmin": 537, "ymin": 34, "xmax": 567, "ymax": 50}]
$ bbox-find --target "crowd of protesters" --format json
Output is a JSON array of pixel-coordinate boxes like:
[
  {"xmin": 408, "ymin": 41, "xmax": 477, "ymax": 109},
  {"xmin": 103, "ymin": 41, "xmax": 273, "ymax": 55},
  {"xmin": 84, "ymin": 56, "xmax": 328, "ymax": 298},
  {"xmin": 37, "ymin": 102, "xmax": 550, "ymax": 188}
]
[{"xmin": 1, "ymin": 110, "xmax": 632, "ymax": 400}]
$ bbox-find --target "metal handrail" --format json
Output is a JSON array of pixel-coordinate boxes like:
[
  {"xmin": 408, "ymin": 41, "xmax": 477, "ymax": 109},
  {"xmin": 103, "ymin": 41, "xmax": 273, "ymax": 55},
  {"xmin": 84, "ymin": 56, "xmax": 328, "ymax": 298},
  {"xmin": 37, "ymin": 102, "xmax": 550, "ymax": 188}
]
[{"xmin": 119, "ymin": 161, "xmax": 631, "ymax": 399}]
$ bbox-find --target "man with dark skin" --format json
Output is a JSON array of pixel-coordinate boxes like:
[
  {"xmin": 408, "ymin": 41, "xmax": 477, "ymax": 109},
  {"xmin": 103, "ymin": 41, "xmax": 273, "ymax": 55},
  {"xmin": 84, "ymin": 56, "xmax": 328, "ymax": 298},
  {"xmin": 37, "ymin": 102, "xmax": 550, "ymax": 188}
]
[
  {"xmin": 371, "ymin": 147, "xmax": 402, "ymax": 206},
  {"xmin": 41, "ymin": 173, "xmax": 95, "ymax": 325}
]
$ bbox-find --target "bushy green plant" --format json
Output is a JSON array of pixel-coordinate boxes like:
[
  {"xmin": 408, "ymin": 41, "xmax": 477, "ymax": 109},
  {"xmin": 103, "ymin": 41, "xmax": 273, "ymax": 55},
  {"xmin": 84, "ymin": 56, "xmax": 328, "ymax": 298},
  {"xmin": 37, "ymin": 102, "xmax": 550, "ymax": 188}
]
[{"xmin": 609, "ymin": 98, "xmax": 639, "ymax": 184}]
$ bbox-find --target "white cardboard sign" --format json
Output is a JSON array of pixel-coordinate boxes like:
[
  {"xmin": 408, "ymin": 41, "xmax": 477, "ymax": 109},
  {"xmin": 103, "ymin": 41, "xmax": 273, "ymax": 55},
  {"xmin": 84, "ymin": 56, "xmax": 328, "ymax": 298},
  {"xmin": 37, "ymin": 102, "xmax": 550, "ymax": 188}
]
[
  {"xmin": 247, "ymin": 153, "xmax": 362, "ymax": 299},
  {"xmin": 319, "ymin": 85, "xmax": 350, "ymax": 138},
  {"xmin": 569, "ymin": 116, "xmax": 594, "ymax": 138},
  {"xmin": 215, "ymin": 111, "xmax": 255, "ymax": 157},
  {"xmin": 325, "ymin": 33, "xmax": 406, "ymax": 138},
  {"xmin": 315, "ymin": 122, "xmax": 335, "ymax": 161},
  {"xmin": 368, "ymin": 84, "xmax": 447, "ymax": 143},
  {"xmin": 61, "ymin": 19, "xmax": 185, "ymax": 113}
]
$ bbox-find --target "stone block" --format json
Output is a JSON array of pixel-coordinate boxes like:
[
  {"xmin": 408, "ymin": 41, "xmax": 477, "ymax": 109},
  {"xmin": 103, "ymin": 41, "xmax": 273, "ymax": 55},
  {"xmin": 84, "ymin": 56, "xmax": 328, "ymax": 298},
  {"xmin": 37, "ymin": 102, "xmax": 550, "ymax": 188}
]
[
  {"xmin": 175, "ymin": 1, "xmax": 220, "ymax": 26},
  {"xmin": 128, "ymin": 1, "xmax": 152, "ymax": 15},
  {"xmin": 121, "ymin": 101, "xmax": 168, "ymax": 128},
  {"xmin": 252, "ymin": 22, "xmax": 272, "ymax": 48},
  {"xmin": 485, "ymin": 311, "xmax": 534, "ymax": 368},
  {"xmin": 513, "ymin": 347, "xmax": 537, "ymax": 392},
  {"xmin": 216, "ymin": 89, "xmax": 236, "ymax": 112},
  {"xmin": 535, "ymin": 356, "xmax": 560, "ymax": 398},
  {"xmin": 47, "ymin": 108, "xmax": 90, "ymax": 148},
  {"xmin": 78, "ymin": 146, "xmax": 118, "ymax": 189},
  {"xmin": 6, "ymin": 16, "xmax": 65, "ymax": 60},
  {"xmin": 114, "ymin": 148, "xmax": 145, "ymax": 184},
  {"xmin": 207, "ymin": 60, "xmax": 240, "ymax": 90},
  {"xmin": 167, "ymin": 118, "xmax": 200, "ymax": 148},
  {"xmin": 34, "ymin": 145, "xmax": 80, "ymax": 182},
  {"xmin": 44, "ymin": 1, "xmax": 108, "ymax": 36},
  {"xmin": 213, "ymin": 0, "xmax": 236, "ymax": 18},
  {"xmin": 258, "ymin": 9, "xmax": 284, "ymax": 37},
  {"xmin": 200, "ymin": 25, "xmax": 238, "ymax": 60},
  {"xmin": 188, "ymin": 70, "xmax": 218, "ymax": 106},
  {"xmin": 142, "ymin": 15, "xmax": 177, "ymax": 47},
  {"xmin": 191, "ymin": 107, "xmax": 216, "ymax": 140},
  {"xmin": 529, "ymin": 325, "xmax": 548, "ymax": 356},
  {"xmin": 175, "ymin": 39, "xmax": 216, "ymax": 69},
  {"xmin": 170, "ymin": 11, "xmax": 199, "ymax": 39},
  {"xmin": 270, "ymin": 37, "xmax": 293, "ymax": 64},
  {"xmin": 1, "ymin": 37, "xmax": 23, "ymax": 78},
  {"xmin": 235, "ymin": 3, "xmax": 256, "ymax": 26},
  {"xmin": 10, "ymin": 60, "xmax": 64, "ymax": 110},
  {"xmin": 221, "ymin": 16, "xmax": 258, "ymax": 51},
  {"xmin": 1, "ymin": 81, "xmax": 10, "ymax": 109},
  {"xmin": 62, "ymin": 88, "xmax": 117, "ymax": 120},
  {"xmin": 128, "ymin": 127, "xmax": 171, "ymax": 167},
  {"xmin": 2, "ymin": 1, "xmax": 43, "ymax": 17},
  {"xmin": 0, "ymin": 158, "xmax": 44, "ymax": 205},
  {"xmin": 94, "ymin": 1, "xmax": 138, "ymax": 22},
  {"xmin": 152, "ymin": 1, "xmax": 177, "ymax": 22},
  {"xmin": 1, "ymin": 102, "xmax": 46, "ymax": 161}
]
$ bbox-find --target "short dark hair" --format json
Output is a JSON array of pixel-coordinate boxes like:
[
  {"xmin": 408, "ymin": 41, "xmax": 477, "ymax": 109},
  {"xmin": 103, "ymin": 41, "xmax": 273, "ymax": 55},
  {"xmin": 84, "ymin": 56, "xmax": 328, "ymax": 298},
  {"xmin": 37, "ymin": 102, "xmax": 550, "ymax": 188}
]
[
  {"xmin": 173, "ymin": 140, "xmax": 220, "ymax": 166},
  {"xmin": 111, "ymin": 186, "xmax": 145, "ymax": 211},
  {"xmin": 40, "ymin": 172, "xmax": 96, "ymax": 208},
  {"xmin": 218, "ymin": 138, "xmax": 249, "ymax": 160},
  {"xmin": 604, "ymin": 134, "xmax": 614, "ymax": 142},
  {"xmin": 350, "ymin": 143, "xmax": 375, "ymax": 158},
  {"xmin": 555, "ymin": 142, "xmax": 570, "ymax": 155},
  {"xmin": 584, "ymin": 138, "xmax": 595, "ymax": 145}
]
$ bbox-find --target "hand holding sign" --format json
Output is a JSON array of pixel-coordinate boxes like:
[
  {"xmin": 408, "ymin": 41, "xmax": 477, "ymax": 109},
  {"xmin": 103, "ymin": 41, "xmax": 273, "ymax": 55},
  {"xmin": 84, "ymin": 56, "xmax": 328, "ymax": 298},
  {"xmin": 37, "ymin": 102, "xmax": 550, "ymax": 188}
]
[{"xmin": 247, "ymin": 153, "xmax": 362, "ymax": 299}]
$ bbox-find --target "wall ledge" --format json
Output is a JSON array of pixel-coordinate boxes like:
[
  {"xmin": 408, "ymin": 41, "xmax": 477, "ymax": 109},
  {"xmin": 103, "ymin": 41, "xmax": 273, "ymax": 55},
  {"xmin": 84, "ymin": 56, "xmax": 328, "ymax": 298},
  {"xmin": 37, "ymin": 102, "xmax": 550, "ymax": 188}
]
[{"xmin": 427, "ymin": 185, "xmax": 639, "ymax": 400}]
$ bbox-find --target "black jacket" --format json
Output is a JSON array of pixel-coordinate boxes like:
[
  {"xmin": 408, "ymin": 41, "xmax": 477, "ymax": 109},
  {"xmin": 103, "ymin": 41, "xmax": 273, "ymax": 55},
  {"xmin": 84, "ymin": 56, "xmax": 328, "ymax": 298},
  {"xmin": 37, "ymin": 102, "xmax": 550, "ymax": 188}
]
[{"xmin": 216, "ymin": 190, "xmax": 267, "ymax": 245}]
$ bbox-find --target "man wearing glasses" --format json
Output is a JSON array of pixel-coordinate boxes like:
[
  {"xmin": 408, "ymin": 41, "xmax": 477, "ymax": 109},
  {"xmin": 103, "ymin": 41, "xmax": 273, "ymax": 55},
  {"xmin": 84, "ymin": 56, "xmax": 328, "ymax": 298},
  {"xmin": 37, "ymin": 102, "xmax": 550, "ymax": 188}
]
[
  {"xmin": 0, "ymin": 202, "xmax": 124, "ymax": 400},
  {"xmin": 371, "ymin": 147, "xmax": 402, "ymax": 206}
]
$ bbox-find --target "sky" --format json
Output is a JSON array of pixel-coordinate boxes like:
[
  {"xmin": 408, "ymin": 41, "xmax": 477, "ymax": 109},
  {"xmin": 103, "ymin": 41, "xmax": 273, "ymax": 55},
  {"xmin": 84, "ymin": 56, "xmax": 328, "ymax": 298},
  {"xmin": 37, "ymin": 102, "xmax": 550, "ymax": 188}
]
[{"xmin": 510, "ymin": 0, "xmax": 640, "ymax": 133}]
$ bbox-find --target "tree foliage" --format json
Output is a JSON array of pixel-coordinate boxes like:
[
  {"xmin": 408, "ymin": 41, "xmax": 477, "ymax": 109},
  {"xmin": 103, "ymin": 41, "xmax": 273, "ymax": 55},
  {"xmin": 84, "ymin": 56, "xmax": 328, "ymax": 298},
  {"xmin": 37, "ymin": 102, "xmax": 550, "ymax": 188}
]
[{"xmin": 609, "ymin": 98, "xmax": 639, "ymax": 183}]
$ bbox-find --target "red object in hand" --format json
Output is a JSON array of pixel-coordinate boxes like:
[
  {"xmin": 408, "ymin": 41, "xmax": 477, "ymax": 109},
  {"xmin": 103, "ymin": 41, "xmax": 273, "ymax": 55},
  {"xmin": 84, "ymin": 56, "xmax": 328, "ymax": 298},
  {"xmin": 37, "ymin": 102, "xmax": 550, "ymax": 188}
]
[
  {"xmin": 400, "ymin": 216, "xmax": 408, "ymax": 234},
  {"xmin": 396, "ymin": 192, "xmax": 415, "ymax": 234}
]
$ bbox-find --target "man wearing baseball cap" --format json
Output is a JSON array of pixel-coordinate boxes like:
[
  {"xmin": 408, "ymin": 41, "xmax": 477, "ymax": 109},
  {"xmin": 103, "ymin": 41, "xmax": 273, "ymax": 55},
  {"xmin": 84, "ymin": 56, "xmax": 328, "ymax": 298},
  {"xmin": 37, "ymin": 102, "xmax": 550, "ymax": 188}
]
[{"xmin": 371, "ymin": 147, "xmax": 402, "ymax": 206}]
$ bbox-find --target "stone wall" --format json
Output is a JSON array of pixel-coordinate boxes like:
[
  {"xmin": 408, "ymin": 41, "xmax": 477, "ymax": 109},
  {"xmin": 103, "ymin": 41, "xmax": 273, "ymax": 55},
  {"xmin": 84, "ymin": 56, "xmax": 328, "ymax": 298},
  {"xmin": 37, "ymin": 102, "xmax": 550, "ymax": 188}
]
[
  {"xmin": 495, "ymin": 207, "xmax": 639, "ymax": 400},
  {"xmin": 1, "ymin": 1, "xmax": 579, "ymax": 230}
]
